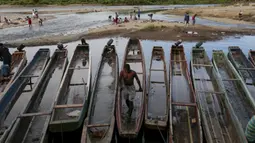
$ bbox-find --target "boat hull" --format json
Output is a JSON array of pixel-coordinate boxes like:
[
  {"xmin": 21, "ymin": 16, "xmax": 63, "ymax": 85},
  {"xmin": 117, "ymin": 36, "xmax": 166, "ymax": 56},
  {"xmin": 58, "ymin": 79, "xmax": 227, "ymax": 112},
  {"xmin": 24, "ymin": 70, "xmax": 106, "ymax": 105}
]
[
  {"xmin": 212, "ymin": 50, "xmax": 255, "ymax": 143},
  {"xmin": 81, "ymin": 43, "xmax": 119, "ymax": 143},
  {"xmin": 248, "ymin": 50, "xmax": 255, "ymax": 66},
  {"xmin": 190, "ymin": 47, "xmax": 244, "ymax": 143},
  {"xmin": 0, "ymin": 49, "xmax": 50, "ymax": 143},
  {"xmin": 116, "ymin": 38, "xmax": 146, "ymax": 138},
  {"xmin": 145, "ymin": 46, "xmax": 169, "ymax": 130},
  {"xmin": 49, "ymin": 44, "xmax": 92, "ymax": 133},
  {"xmin": 4, "ymin": 49, "xmax": 68, "ymax": 143},
  {"xmin": 228, "ymin": 46, "xmax": 255, "ymax": 101},
  {"xmin": 169, "ymin": 45, "xmax": 202, "ymax": 143}
]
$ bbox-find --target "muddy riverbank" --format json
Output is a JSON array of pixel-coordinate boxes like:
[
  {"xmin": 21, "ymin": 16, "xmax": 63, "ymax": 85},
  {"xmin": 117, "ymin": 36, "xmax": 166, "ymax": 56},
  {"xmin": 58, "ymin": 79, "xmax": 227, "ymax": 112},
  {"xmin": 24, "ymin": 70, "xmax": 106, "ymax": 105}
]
[{"xmin": 4, "ymin": 20, "xmax": 255, "ymax": 47}]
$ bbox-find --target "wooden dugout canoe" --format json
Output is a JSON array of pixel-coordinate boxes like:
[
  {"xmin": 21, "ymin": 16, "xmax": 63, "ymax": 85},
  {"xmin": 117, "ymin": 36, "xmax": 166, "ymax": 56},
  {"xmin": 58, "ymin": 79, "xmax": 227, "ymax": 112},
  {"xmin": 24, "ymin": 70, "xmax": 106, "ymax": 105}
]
[
  {"xmin": 145, "ymin": 46, "xmax": 169, "ymax": 130},
  {"xmin": 169, "ymin": 45, "xmax": 202, "ymax": 143},
  {"xmin": 116, "ymin": 38, "xmax": 146, "ymax": 138},
  {"xmin": 81, "ymin": 40, "xmax": 119, "ymax": 143}
]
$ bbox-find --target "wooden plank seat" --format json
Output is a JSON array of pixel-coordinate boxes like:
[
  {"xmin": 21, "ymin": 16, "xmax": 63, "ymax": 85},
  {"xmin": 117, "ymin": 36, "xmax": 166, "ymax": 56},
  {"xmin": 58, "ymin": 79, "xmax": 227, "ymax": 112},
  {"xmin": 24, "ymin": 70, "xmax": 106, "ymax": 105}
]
[
  {"xmin": 18, "ymin": 112, "xmax": 51, "ymax": 118},
  {"xmin": 150, "ymin": 69, "xmax": 165, "ymax": 71},
  {"xmin": 192, "ymin": 64, "xmax": 213, "ymax": 67},
  {"xmin": 69, "ymin": 83, "xmax": 87, "ymax": 86},
  {"xmin": 54, "ymin": 104, "xmax": 83, "ymax": 109},
  {"xmin": 171, "ymin": 60, "xmax": 186, "ymax": 62},
  {"xmin": 87, "ymin": 124, "xmax": 110, "ymax": 128},
  {"xmin": 174, "ymin": 70, "xmax": 182, "ymax": 75},
  {"xmin": 19, "ymin": 75, "xmax": 39, "ymax": 78},
  {"xmin": 136, "ymin": 72, "xmax": 143, "ymax": 75},
  {"xmin": 69, "ymin": 67, "xmax": 89, "ymax": 70},
  {"xmin": 222, "ymin": 79, "xmax": 240, "ymax": 81},
  {"xmin": 238, "ymin": 68, "xmax": 255, "ymax": 71},
  {"xmin": 194, "ymin": 78, "xmax": 211, "ymax": 81},
  {"xmin": 196, "ymin": 90, "xmax": 225, "ymax": 94},
  {"xmin": 172, "ymin": 102, "xmax": 197, "ymax": 107},
  {"xmin": 150, "ymin": 81, "xmax": 165, "ymax": 84},
  {"xmin": 126, "ymin": 55, "xmax": 142, "ymax": 60}
]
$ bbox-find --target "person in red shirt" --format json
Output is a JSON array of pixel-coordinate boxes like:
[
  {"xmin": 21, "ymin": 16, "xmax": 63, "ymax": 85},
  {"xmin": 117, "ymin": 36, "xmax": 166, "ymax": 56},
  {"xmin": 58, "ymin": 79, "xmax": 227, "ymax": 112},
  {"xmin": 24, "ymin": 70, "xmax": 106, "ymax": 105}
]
[
  {"xmin": 124, "ymin": 17, "xmax": 129, "ymax": 23},
  {"xmin": 192, "ymin": 14, "xmax": 197, "ymax": 25},
  {"xmin": 27, "ymin": 17, "xmax": 32, "ymax": 27},
  {"xmin": 119, "ymin": 64, "xmax": 143, "ymax": 116}
]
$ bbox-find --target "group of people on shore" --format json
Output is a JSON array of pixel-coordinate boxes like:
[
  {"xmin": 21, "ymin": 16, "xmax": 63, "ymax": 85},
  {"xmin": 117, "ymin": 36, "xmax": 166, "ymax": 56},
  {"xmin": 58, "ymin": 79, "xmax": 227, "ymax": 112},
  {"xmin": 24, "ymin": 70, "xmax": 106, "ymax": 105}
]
[
  {"xmin": 27, "ymin": 9, "xmax": 43, "ymax": 27},
  {"xmin": 184, "ymin": 12, "xmax": 197, "ymax": 26},
  {"xmin": 109, "ymin": 8, "xmax": 143, "ymax": 25},
  {"xmin": 0, "ymin": 16, "xmax": 15, "ymax": 25},
  {"xmin": 0, "ymin": 9, "xmax": 43, "ymax": 28}
]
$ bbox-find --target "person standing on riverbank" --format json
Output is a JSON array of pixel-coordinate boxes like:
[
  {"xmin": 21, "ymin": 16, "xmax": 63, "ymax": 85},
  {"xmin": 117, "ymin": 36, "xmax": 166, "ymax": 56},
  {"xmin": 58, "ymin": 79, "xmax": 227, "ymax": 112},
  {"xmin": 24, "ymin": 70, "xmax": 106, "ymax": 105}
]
[
  {"xmin": 4, "ymin": 17, "xmax": 9, "ymax": 25},
  {"xmin": 184, "ymin": 12, "xmax": 190, "ymax": 27},
  {"xmin": 192, "ymin": 14, "xmax": 197, "ymax": 25},
  {"xmin": 115, "ymin": 12, "xmax": 119, "ymax": 25},
  {"xmin": 27, "ymin": 16, "xmax": 32, "ymax": 27},
  {"xmin": 133, "ymin": 10, "xmax": 136, "ymax": 19},
  {"xmin": 148, "ymin": 13, "xmax": 153, "ymax": 21},
  {"xmin": 239, "ymin": 10, "xmax": 243, "ymax": 20},
  {"xmin": 138, "ymin": 8, "xmax": 141, "ymax": 20},
  {"xmin": 38, "ymin": 18, "xmax": 43, "ymax": 26}
]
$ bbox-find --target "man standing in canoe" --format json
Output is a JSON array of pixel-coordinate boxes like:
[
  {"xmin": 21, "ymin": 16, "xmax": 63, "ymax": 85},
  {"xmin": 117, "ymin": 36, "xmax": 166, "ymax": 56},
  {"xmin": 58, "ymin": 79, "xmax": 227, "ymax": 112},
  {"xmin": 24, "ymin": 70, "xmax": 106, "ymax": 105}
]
[{"xmin": 119, "ymin": 64, "xmax": 143, "ymax": 116}]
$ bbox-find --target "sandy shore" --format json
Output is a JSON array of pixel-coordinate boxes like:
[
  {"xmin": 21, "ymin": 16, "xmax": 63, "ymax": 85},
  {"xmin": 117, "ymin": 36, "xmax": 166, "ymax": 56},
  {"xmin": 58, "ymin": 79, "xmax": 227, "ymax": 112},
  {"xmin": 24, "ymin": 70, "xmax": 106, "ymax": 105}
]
[
  {"xmin": 161, "ymin": 3, "xmax": 255, "ymax": 24},
  {"xmin": 0, "ymin": 15, "xmax": 55, "ymax": 29},
  {"xmin": 4, "ymin": 20, "xmax": 255, "ymax": 47}
]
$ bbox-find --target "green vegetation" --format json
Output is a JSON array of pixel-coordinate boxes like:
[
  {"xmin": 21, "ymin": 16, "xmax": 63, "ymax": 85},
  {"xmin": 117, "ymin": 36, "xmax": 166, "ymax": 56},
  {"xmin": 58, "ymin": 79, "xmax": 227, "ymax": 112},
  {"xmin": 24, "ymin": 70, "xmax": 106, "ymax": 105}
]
[{"xmin": 0, "ymin": 0, "xmax": 235, "ymax": 6}]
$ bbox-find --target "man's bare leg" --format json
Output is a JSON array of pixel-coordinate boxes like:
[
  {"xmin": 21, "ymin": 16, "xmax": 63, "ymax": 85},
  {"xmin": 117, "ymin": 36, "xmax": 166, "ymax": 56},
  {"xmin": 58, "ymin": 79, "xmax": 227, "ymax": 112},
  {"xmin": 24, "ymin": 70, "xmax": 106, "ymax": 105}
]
[
  {"xmin": 125, "ymin": 94, "xmax": 130, "ymax": 108},
  {"xmin": 128, "ymin": 101, "xmax": 134, "ymax": 116}
]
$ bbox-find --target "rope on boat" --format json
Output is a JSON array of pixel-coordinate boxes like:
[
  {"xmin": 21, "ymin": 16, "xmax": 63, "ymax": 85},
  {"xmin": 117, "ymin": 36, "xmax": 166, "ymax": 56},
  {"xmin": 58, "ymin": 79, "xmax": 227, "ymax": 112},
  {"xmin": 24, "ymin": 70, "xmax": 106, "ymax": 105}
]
[{"xmin": 156, "ymin": 124, "xmax": 166, "ymax": 143}]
